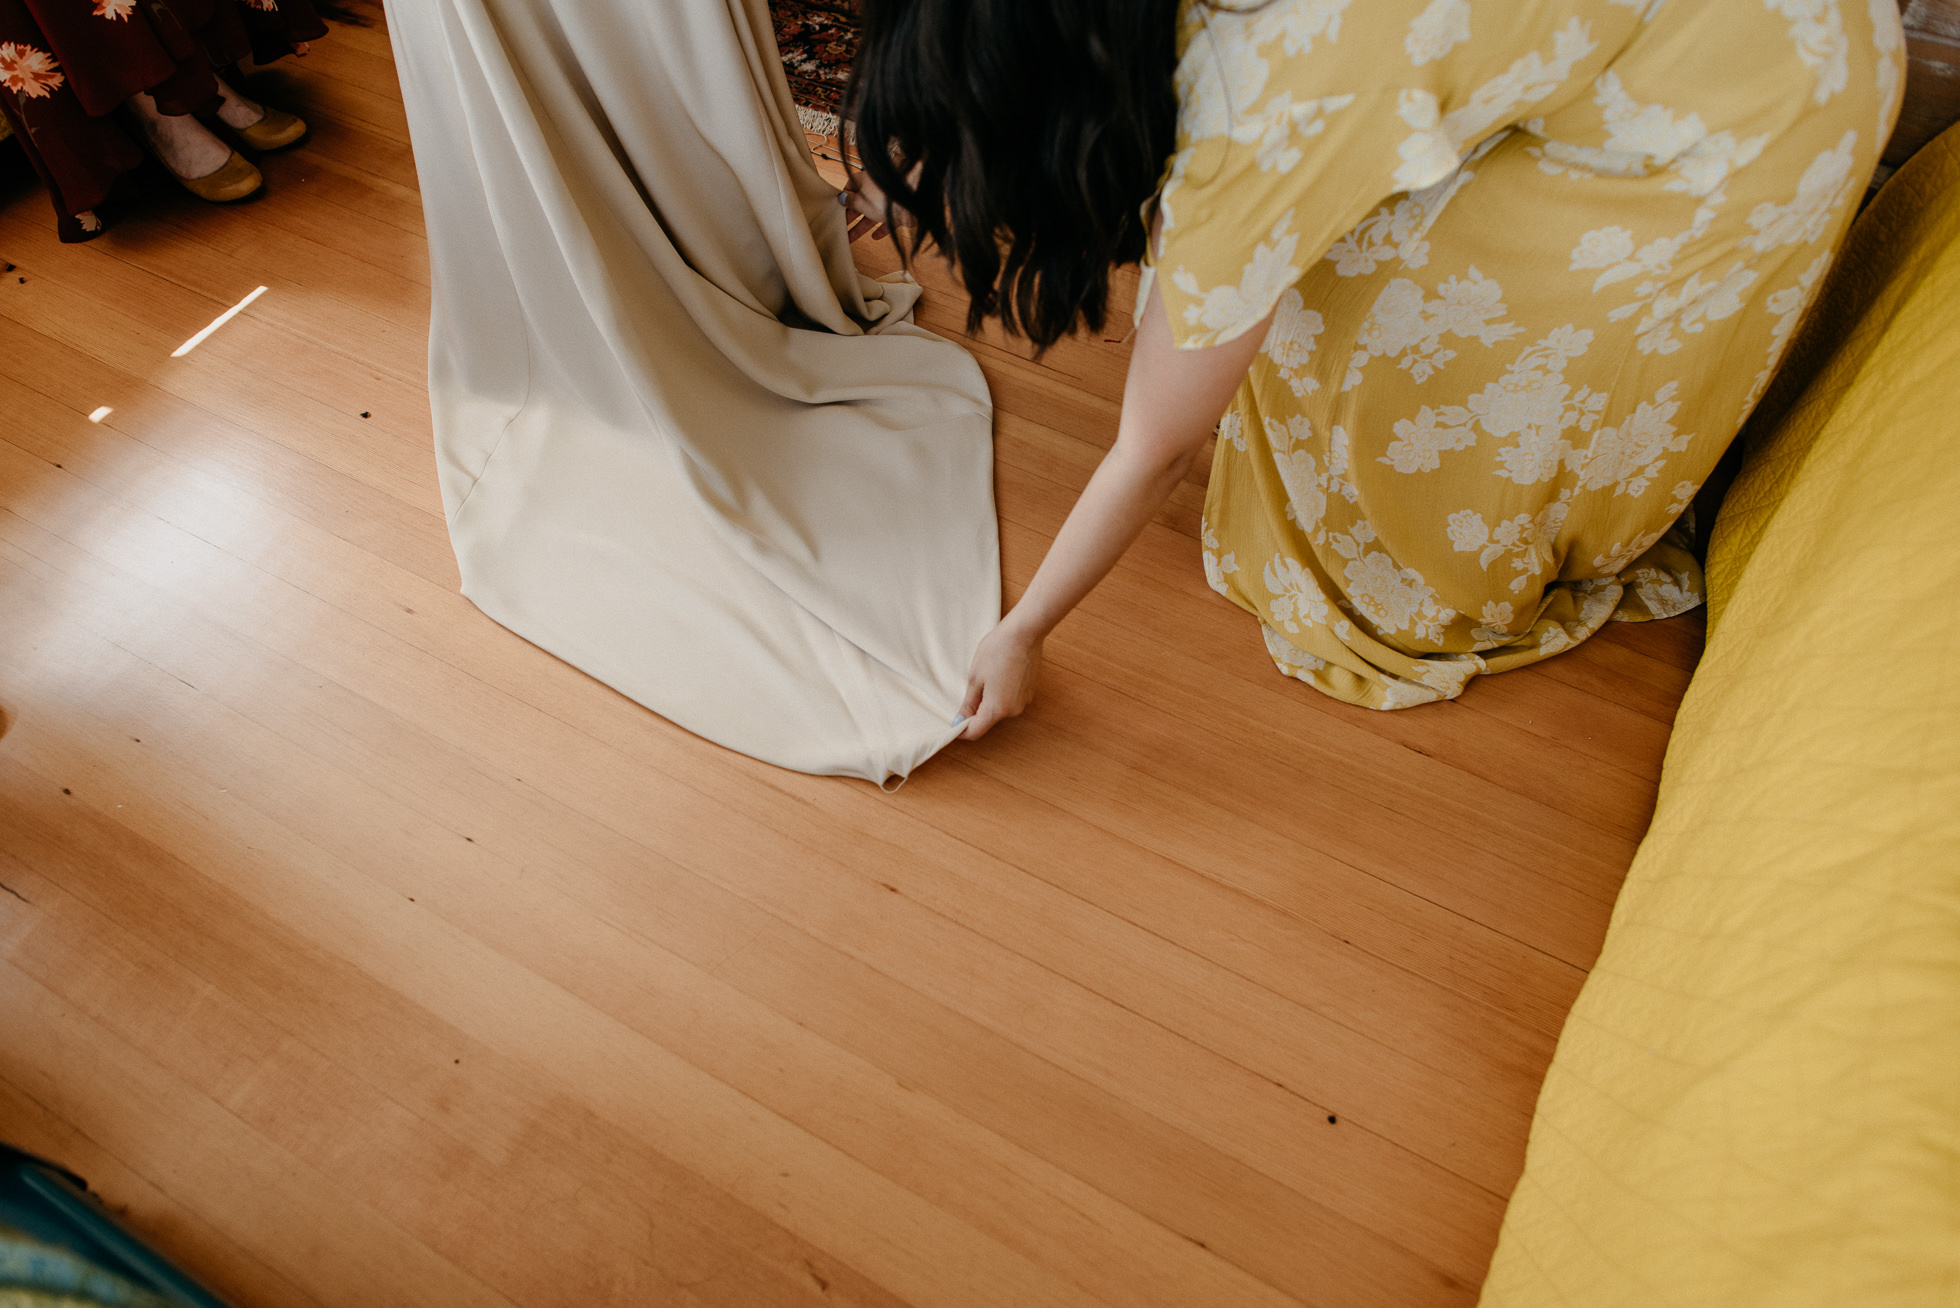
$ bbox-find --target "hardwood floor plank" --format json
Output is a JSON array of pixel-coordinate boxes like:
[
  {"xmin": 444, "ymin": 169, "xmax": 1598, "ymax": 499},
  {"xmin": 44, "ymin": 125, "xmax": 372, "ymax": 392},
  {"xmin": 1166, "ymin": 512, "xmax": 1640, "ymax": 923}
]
[
  {"xmin": 0, "ymin": 210, "xmax": 428, "ymax": 394},
  {"xmin": 1590, "ymin": 608, "xmax": 1706, "ymax": 671},
  {"xmin": 0, "ymin": 517, "xmax": 1501, "ymax": 1285},
  {"xmin": 0, "ymin": 1060, "xmax": 328, "ymax": 1308},
  {"xmin": 0, "ymin": 10, "xmax": 1700, "ymax": 1303},
  {"xmin": 0, "ymin": 334, "xmax": 452, "ymax": 580},
  {"xmin": 0, "ymin": 376, "xmax": 1599, "ymax": 1039},
  {"xmin": 995, "ymin": 410, "xmax": 1209, "ymax": 540},
  {"xmin": 0, "ymin": 960, "xmax": 517, "ymax": 1308},
  {"xmin": 0, "ymin": 621, "xmax": 1464, "ymax": 1308},
  {"xmin": 249, "ymin": 45, "xmax": 411, "ymax": 141},
  {"xmin": 1, "ymin": 746, "xmax": 1252, "ymax": 1308},
  {"xmin": 0, "ymin": 212, "xmax": 433, "ymax": 435},
  {"xmin": 0, "ymin": 415, "xmax": 1546, "ymax": 1127},
  {"xmin": 717, "ymin": 918, "xmax": 1479, "ymax": 1308},
  {"xmin": 0, "ymin": 253, "xmax": 440, "ymax": 517},
  {"xmin": 996, "ymin": 516, "xmax": 1655, "ymax": 867},
  {"xmin": 0, "ymin": 733, "xmax": 1106, "ymax": 1308},
  {"xmin": 0, "ymin": 388, "xmax": 1575, "ymax": 1145}
]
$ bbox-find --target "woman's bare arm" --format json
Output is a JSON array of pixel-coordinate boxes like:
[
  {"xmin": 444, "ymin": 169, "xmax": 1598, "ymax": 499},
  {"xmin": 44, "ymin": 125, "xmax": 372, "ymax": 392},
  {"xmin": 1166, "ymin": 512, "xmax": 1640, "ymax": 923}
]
[{"xmin": 958, "ymin": 282, "xmax": 1271, "ymax": 738}]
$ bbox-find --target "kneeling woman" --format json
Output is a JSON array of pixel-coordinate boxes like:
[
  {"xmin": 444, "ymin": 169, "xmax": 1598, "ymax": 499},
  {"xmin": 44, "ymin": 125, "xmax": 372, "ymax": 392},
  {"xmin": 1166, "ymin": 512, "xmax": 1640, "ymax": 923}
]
[{"xmin": 848, "ymin": 0, "xmax": 1899, "ymax": 736}]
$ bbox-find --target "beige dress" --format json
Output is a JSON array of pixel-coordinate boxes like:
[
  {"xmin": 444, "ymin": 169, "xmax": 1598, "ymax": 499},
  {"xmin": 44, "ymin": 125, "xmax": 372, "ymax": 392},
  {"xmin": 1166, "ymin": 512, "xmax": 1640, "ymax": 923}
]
[
  {"xmin": 1146, "ymin": 0, "xmax": 1903, "ymax": 709},
  {"xmin": 389, "ymin": 0, "xmax": 998, "ymax": 784}
]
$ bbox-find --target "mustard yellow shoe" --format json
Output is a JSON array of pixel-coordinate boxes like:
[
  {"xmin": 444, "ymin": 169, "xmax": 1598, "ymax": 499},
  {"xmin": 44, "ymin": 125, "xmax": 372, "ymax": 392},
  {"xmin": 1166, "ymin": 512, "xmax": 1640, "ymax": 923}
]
[
  {"xmin": 175, "ymin": 150, "xmax": 264, "ymax": 203},
  {"xmin": 233, "ymin": 106, "xmax": 308, "ymax": 153}
]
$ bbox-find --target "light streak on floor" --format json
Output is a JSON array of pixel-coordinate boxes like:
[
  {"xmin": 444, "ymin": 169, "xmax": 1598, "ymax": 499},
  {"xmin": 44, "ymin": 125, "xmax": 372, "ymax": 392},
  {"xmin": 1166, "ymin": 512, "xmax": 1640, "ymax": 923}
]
[{"xmin": 172, "ymin": 285, "xmax": 268, "ymax": 358}]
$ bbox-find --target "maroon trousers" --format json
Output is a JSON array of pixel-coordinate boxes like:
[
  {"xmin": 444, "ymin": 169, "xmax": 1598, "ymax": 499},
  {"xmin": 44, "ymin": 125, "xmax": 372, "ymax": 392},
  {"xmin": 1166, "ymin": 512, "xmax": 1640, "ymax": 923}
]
[{"xmin": 0, "ymin": 0, "xmax": 325, "ymax": 232}]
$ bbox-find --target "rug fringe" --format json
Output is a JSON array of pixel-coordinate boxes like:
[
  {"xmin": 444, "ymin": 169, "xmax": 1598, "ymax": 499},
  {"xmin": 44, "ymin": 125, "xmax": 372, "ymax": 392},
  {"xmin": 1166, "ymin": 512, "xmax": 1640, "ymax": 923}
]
[{"xmin": 796, "ymin": 104, "xmax": 842, "ymax": 138}]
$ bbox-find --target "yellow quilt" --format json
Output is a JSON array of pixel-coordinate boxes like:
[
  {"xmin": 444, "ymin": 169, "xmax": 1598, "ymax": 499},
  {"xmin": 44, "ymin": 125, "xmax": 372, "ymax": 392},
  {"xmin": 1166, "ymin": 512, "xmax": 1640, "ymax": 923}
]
[{"xmin": 1478, "ymin": 125, "xmax": 1960, "ymax": 1306}]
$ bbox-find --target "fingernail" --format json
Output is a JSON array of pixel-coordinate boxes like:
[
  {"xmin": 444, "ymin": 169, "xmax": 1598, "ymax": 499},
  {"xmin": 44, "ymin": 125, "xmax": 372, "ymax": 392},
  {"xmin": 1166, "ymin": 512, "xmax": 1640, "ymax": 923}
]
[{"xmin": 950, "ymin": 714, "xmax": 966, "ymax": 727}]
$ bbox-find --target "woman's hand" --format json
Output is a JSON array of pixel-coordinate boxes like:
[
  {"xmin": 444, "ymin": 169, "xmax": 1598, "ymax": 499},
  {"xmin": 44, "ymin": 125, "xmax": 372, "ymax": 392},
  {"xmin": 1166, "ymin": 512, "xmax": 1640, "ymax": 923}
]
[
  {"xmin": 952, "ymin": 282, "xmax": 1273, "ymax": 744},
  {"xmin": 841, "ymin": 169, "xmax": 910, "ymax": 243},
  {"xmin": 957, "ymin": 618, "xmax": 1044, "ymax": 740}
]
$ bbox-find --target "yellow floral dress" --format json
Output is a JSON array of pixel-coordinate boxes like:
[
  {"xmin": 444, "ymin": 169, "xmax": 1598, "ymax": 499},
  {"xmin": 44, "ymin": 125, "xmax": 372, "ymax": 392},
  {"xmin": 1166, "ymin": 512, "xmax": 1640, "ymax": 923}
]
[{"xmin": 1146, "ymin": 0, "xmax": 1903, "ymax": 709}]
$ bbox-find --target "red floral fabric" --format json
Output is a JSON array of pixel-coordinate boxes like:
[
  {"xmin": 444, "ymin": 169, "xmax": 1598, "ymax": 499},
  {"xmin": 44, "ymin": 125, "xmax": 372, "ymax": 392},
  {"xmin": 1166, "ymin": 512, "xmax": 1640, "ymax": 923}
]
[
  {"xmin": 0, "ymin": 0, "xmax": 326, "ymax": 228},
  {"xmin": 768, "ymin": 0, "xmax": 857, "ymax": 123}
]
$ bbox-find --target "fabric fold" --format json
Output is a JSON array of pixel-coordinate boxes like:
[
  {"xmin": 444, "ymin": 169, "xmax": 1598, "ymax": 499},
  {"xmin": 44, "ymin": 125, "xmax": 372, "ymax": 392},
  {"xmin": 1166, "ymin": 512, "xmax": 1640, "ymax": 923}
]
[{"xmin": 389, "ymin": 0, "xmax": 998, "ymax": 784}]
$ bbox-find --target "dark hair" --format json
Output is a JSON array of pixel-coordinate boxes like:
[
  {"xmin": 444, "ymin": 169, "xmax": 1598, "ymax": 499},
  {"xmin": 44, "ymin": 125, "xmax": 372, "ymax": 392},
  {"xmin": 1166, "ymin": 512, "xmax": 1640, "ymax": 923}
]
[{"xmin": 849, "ymin": 0, "xmax": 1183, "ymax": 349}]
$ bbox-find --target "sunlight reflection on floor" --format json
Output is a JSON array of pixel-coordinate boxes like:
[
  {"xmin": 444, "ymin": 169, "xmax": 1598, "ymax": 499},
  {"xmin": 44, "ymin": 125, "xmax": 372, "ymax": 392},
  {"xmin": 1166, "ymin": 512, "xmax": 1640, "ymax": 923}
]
[{"xmin": 171, "ymin": 285, "xmax": 268, "ymax": 358}]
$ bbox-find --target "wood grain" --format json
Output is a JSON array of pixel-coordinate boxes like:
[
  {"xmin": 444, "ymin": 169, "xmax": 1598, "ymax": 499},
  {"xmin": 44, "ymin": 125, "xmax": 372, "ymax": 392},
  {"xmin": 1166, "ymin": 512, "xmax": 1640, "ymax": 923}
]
[
  {"xmin": 0, "ymin": 5, "xmax": 1702, "ymax": 1305},
  {"xmin": 1888, "ymin": 0, "xmax": 1960, "ymax": 167}
]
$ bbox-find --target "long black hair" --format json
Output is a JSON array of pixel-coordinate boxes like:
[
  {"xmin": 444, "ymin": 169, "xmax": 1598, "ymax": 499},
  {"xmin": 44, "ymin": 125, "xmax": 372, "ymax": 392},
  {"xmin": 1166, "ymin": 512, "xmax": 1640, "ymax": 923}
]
[{"xmin": 848, "ymin": 0, "xmax": 1184, "ymax": 349}]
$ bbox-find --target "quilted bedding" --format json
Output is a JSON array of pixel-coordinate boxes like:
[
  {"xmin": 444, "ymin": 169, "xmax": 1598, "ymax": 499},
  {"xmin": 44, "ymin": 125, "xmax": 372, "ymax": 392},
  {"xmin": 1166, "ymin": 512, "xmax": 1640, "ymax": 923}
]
[{"xmin": 1478, "ymin": 124, "xmax": 1960, "ymax": 1307}]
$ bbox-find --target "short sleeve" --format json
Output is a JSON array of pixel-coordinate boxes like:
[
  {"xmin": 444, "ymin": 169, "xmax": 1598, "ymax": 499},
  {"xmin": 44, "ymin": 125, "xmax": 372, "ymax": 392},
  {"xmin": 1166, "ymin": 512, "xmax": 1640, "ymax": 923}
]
[{"xmin": 1143, "ymin": 0, "xmax": 1620, "ymax": 349}]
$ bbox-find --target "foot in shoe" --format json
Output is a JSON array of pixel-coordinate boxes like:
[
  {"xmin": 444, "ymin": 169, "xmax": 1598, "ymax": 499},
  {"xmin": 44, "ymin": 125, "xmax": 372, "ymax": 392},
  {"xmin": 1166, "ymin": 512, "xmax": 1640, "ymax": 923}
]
[
  {"xmin": 212, "ymin": 76, "xmax": 266, "ymax": 131},
  {"xmin": 126, "ymin": 91, "xmax": 231, "ymax": 180}
]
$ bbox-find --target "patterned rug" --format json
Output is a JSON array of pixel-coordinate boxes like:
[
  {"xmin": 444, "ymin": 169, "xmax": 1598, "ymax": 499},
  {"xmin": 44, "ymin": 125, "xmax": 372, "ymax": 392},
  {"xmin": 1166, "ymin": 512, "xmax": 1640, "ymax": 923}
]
[{"xmin": 770, "ymin": 0, "xmax": 859, "ymax": 138}]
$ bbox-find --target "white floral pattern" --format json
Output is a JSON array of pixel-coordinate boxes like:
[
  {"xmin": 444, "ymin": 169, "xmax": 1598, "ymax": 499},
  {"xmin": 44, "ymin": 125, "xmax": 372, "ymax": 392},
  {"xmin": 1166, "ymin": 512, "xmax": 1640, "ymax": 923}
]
[
  {"xmin": 1628, "ymin": 566, "xmax": 1700, "ymax": 617},
  {"xmin": 1345, "ymin": 265, "xmax": 1520, "ymax": 389},
  {"xmin": 1533, "ymin": 72, "xmax": 1770, "ymax": 198},
  {"xmin": 1326, "ymin": 132, "xmax": 1501, "ymax": 277},
  {"xmin": 1741, "ymin": 248, "xmax": 1833, "ymax": 415},
  {"xmin": 1765, "ymin": 0, "xmax": 1849, "ymax": 105},
  {"xmin": 1216, "ymin": 406, "xmax": 1246, "ymax": 452},
  {"xmin": 1325, "ymin": 521, "xmax": 1457, "ymax": 641},
  {"xmin": 1382, "ymin": 326, "xmax": 1604, "ymax": 482},
  {"xmin": 1265, "ymin": 415, "xmax": 1330, "ymax": 534},
  {"xmin": 1202, "ymin": 521, "xmax": 1241, "ymax": 592},
  {"xmin": 1571, "ymin": 381, "xmax": 1694, "ymax": 494},
  {"xmin": 1263, "ymin": 554, "xmax": 1333, "ymax": 633},
  {"xmin": 1743, "ymin": 130, "xmax": 1861, "ymax": 252},
  {"xmin": 1410, "ymin": 653, "xmax": 1487, "ymax": 695},
  {"xmin": 1263, "ymin": 624, "xmax": 1328, "ymax": 676},
  {"xmin": 1867, "ymin": 0, "xmax": 1904, "ymax": 145},
  {"xmin": 1626, "ymin": 262, "xmax": 1759, "ymax": 355},
  {"xmin": 1405, "ymin": 0, "xmax": 1472, "ymax": 66},
  {"xmin": 1259, "ymin": 288, "xmax": 1326, "ymax": 397},
  {"xmin": 1160, "ymin": 0, "xmax": 1354, "ymax": 235},
  {"xmin": 1169, "ymin": 210, "xmax": 1305, "ymax": 346},
  {"xmin": 1391, "ymin": 17, "xmax": 1598, "ymax": 192},
  {"xmin": 1547, "ymin": 71, "xmax": 1793, "ymax": 355},
  {"xmin": 1255, "ymin": 93, "xmax": 1358, "ymax": 175},
  {"xmin": 1152, "ymin": 0, "xmax": 1893, "ymax": 709},
  {"xmin": 1471, "ymin": 599, "xmax": 1520, "ymax": 649},
  {"xmin": 1447, "ymin": 490, "xmax": 1577, "ymax": 593}
]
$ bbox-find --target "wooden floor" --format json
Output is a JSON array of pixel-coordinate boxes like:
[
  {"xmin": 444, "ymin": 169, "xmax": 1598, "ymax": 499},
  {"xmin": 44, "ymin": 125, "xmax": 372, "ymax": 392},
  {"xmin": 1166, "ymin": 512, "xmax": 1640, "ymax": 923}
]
[{"xmin": 0, "ymin": 7, "xmax": 1704, "ymax": 1306}]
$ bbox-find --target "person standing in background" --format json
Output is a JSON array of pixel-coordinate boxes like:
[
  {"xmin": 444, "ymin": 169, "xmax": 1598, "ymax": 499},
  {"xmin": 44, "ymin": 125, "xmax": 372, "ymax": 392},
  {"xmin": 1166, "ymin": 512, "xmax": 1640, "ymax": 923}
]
[{"xmin": 0, "ymin": 0, "xmax": 326, "ymax": 241}]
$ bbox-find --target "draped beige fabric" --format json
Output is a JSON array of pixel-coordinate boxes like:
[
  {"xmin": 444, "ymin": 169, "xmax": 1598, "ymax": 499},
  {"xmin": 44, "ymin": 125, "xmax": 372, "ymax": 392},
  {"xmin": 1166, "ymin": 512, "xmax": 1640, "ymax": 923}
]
[{"xmin": 386, "ymin": 0, "xmax": 998, "ymax": 785}]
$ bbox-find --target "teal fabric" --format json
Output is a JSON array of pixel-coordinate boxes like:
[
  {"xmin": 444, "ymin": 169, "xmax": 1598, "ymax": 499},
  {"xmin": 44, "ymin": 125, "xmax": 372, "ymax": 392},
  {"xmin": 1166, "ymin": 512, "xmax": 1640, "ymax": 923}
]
[{"xmin": 0, "ymin": 1224, "xmax": 171, "ymax": 1307}]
